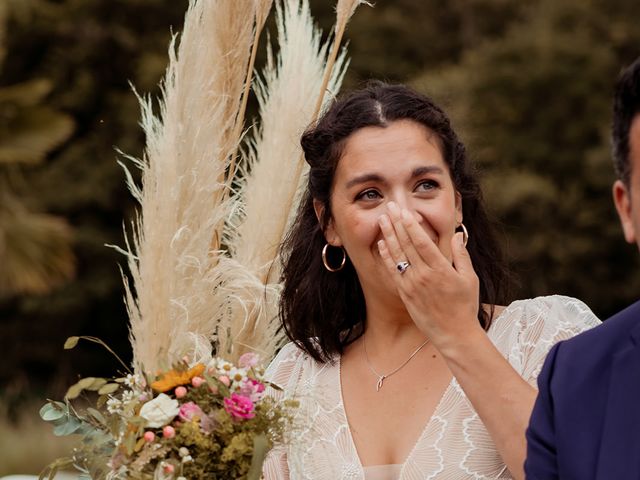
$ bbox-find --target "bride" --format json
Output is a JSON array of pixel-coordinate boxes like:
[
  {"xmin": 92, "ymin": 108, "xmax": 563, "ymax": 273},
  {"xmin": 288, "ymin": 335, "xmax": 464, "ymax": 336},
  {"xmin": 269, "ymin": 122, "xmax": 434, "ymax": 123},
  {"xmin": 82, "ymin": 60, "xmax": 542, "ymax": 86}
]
[{"xmin": 262, "ymin": 82, "xmax": 599, "ymax": 479}]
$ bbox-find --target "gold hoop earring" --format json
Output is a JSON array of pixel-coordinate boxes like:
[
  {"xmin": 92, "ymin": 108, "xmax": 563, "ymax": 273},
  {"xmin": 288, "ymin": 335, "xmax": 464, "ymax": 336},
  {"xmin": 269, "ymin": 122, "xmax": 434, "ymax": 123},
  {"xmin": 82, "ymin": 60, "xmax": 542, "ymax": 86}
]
[
  {"xmin": 457, "ymin": 223, "xmax": 469, "ymax": 247},
  {"xmin": 322, "ymin": 243, "xmax": 346, "ymax": 272}
]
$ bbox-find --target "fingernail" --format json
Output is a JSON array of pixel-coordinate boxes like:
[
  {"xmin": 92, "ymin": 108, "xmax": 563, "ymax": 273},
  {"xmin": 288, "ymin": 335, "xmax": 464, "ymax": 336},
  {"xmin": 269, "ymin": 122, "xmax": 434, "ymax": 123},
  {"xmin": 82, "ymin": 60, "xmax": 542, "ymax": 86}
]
[
  {"xmin": 377, "ymin": 239, "xmax": 385, "ymax": 252},
  {"xmin": 456, "ymin": 232, "xmax": 465, "ymax": 247},
  {"xmin": 401, "ymin": 209, "xmax": 412, "ymax": 223},
  {"xmin": 387, "ymin": 202, "xmax": 399, "ymax": 216},
  {"xmin": 378, "ymin": 215, "xmax": 390, "ymax": 227}
]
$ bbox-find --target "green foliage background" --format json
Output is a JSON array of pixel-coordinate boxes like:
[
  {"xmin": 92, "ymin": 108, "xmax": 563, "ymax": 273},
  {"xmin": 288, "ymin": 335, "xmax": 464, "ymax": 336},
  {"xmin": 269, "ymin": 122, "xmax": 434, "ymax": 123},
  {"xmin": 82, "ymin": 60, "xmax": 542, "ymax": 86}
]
[{"xmin": 1, "ymin": 0, "xmax": 639, "ymax": 405}]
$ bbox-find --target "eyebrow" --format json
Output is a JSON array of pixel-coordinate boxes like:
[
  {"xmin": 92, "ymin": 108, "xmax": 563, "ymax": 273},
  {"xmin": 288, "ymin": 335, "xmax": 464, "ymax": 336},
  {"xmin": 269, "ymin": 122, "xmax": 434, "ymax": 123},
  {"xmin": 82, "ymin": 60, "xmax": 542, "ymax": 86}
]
[{"xmin": 344, "ymin": 165, "xmax": 445, "ymax": 189}]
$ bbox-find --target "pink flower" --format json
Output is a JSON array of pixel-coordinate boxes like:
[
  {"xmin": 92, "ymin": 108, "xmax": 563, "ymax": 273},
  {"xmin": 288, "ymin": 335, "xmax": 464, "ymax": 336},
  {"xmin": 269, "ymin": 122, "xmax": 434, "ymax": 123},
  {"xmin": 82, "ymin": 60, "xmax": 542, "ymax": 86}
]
[
  {"xmin": 178, "ymin": 402, "xmax": 204, "ymax": 422},
  {"xmin": 174, "ymin": 386, "xmax": 187, "ymax": 398},
  {"xmin": 163, "ymin": 425, "xmax": 175, "ymax": 439},
  {"xmin": 143, "ymin": 431, "xmax": 155, "ymax": 443},
  {"xmin": 224, "ymin": 393, "xmax": 255, "ymax": 420},
  {"xmin": 238, "ymin": 352, "xmax": 260, "ymax": 369},
  {"xmin": 218, "ymin": 375, "xmax": 230, "ymax": 386},
  {"xmin": 191, "ymin": 376, "xmax": 204, "ymax": 388},
  {"xmin": 239, "ymin": 378, "xmax": 266, "ymax": 402}
]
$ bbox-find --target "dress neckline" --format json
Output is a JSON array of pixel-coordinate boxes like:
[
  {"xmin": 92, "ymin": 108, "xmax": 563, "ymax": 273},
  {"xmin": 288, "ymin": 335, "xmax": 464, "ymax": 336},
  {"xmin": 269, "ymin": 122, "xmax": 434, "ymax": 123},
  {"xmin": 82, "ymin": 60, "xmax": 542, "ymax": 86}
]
[
  {"xmin": 336, "ymin": 303, "xmax": 516, "ymax": 477},
  {"xmin": 337, "ymin": 351, "xmax": 456, "ymax": 477}
]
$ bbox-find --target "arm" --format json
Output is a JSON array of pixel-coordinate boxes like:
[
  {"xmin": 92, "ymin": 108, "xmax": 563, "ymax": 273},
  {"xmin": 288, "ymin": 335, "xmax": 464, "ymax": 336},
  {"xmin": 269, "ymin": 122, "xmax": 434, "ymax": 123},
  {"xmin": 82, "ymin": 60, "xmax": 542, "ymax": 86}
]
[
  {"xmin": 438, "ymin": 327, "xmax": 536, "ymax": 480},
  {"xmin": 524, "ymin": 342, "xmax": 561, "ymax": 480},
  {"xmin": 377, "ymin": 204, "xmax": 533, "ymax": 479}
]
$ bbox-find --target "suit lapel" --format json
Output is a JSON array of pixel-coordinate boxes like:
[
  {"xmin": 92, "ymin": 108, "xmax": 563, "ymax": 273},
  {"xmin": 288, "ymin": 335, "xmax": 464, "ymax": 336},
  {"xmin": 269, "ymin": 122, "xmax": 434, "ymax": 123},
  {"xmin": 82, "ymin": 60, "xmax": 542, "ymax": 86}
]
[{"xmin": 595, "ymin": 322, "xmax": 640, "ymax": 479}]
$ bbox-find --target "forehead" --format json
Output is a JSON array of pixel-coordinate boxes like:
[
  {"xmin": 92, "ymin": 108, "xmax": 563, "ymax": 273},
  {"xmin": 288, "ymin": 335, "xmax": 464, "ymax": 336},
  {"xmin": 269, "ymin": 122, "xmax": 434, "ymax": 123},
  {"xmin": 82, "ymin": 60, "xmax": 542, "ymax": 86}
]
[{"xmin": 337, "ymin": 119, "xmax": 446, "ymax": 175}]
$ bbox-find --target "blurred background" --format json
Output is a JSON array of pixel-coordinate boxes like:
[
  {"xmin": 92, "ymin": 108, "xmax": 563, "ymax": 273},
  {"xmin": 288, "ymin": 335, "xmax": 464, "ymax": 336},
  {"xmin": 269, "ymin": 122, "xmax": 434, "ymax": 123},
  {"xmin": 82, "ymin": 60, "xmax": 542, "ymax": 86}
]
[{"xmin": 1, "ymin": 0, "xmax": 639, "ymax": 473}]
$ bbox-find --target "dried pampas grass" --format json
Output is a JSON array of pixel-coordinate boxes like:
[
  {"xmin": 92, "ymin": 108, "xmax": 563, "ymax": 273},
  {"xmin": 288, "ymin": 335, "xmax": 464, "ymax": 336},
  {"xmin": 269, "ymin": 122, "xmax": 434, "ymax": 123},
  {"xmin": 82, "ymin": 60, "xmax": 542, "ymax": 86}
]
[
  {"xmin": 120, "ymin": 0, "xmax": 362, "ymax": 374},
  {"xmin": 121, "ymin": 0, "xmax": 257, "ymax": 374},
  {"xmin": 218, "ymin": 0, "xmax": 349, "ymax": 359}
]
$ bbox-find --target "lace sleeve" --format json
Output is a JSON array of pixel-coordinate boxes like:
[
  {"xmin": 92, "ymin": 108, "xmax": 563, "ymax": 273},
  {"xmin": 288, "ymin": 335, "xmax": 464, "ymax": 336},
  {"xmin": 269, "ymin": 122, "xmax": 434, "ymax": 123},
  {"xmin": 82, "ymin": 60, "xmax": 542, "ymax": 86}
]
[
  {"xmin": 501, "ymin": 295, "xmax": 601, "ymax": 386},
  {"xmin": 261, "ymin": 342, "xmax": 305, "ymax": 479}
]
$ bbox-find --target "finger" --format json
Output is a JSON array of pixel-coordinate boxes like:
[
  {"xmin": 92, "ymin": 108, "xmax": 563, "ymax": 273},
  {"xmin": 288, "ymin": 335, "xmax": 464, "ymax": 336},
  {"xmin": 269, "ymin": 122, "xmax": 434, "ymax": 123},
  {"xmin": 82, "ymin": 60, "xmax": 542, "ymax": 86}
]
[
  {"xmin": 451, "ymin": 231, "xmax": 474, "ymax": 276},
  {"xmin": 378, "ymin": 213, "xmax": 408, "ymax": 265},
  {"xmin": 400, "ymin": 208, "xmax": 451, "ymax": 270},
  {"xmin": 386, "ymin": 202, "xmax": 423, "ymax": 267},
  {"xmin": 377, "ymin": 239, "xmax": 403, "ymax": 279}
]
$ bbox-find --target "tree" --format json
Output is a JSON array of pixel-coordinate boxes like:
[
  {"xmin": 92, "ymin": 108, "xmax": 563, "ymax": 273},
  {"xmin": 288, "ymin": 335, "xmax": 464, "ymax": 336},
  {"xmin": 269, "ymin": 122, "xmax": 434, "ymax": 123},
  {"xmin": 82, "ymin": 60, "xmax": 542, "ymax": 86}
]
[{"xmin": 413, "ymin": 0, "xmax": 640, "ymax": 316}]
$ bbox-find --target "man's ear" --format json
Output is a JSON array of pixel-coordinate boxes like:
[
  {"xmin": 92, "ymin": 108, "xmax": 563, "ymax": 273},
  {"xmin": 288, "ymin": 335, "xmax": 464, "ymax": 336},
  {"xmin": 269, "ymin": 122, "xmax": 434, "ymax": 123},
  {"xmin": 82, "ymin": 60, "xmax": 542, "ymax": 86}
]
[
  {"xmin": 613, "ymin": 179, "xmax": 637, "ymax": 244},
  {"xmin": 313, "ymin": 198, "xmax": 342, "ymax": 246}
]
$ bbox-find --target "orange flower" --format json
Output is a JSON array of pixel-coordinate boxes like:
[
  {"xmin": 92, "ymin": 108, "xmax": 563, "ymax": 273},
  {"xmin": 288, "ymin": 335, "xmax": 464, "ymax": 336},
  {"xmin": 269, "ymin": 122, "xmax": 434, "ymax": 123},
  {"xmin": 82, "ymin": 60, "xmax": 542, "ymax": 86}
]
[{"xmin": 151, "ymin": 363, "xmax": 206, "ymax": 393}]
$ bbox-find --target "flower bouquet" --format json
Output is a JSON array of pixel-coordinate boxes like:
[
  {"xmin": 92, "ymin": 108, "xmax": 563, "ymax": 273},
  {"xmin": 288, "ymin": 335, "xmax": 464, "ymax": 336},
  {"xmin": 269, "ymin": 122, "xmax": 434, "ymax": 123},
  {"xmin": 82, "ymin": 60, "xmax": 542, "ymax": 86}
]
[
  {"xmin": 40, "ymin": 337, "xmax": 296, "ymax": 480},
  {"xmin": 38, "ymin": 0, "xmax": 365, "ymax": 477}
]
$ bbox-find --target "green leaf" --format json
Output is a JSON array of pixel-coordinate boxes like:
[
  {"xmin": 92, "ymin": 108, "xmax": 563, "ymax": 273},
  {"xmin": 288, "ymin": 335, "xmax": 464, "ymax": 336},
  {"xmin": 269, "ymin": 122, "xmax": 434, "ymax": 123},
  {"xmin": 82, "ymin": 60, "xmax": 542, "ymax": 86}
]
[
  {"xmin": 86, "ymin": 377, "xmax": 108, "ymax": 391},
  {"xmin": 64, "ymin": 336, "xmax": 80, "ymax": 349},
  {"xmin": 97, "ymin": 383, "xmax": 120, "ymax": 395},
  {"xmin": 86, "ymin": 407, "xmax": 107, "ymax": 425},
  {"xmin": 266, "ymin": 381, "xmax": 283, "ymax": 392},
  {"xmin": 39, "ymin": 402, "xmax": 67, "ymax": 422},
  {"xmin": 0, "ymin": 105, "xmax": 75, "ymax": 165},
  {"xmin": 247, "ymin": 434, "xmax": 271, "ymax": 480},
  {"xmin": 65, "ymin": 381, "xmax": 85, "ymax": 400},
  {"xmin": 52, "ymin": 416, "xmax": 82, "ymax": 436},
  {"xmin": 0, "ymin": 79, "xmax": 52, "ymax": 106}
]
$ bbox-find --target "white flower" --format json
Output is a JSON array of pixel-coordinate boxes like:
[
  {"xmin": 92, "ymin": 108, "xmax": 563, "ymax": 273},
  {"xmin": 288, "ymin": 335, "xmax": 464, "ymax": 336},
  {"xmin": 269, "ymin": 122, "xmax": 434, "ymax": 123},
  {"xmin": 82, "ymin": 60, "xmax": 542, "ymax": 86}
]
[
  {"xmin": 178, "ymin": 447, "xmax": 190, "ymax": 457},
  {"xmin": 121, "ymin": 390, "xmax": 135, "ymax": 403},
  {"xmin": 139, "ymin": 393, "xmax": 180, "ymax": 428},
  {"xmin": 182, "ymin": 455, "xmax": 193, "ymax": 463},
  {"xmin": 124, "ymin": 373, "xmax": 140, "ymax": 387},
  {"xmin": 106, "ymin": 397, "xmax": 122, "ymax": 414}
]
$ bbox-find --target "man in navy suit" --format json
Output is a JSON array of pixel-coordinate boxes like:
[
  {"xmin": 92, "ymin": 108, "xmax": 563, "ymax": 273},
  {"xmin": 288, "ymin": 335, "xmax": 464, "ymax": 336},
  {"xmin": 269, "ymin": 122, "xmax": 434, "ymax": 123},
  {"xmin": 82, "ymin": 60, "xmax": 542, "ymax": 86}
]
[{"xmin": 525, "ymin": 57, "xmax": 640, "ymax": 479}]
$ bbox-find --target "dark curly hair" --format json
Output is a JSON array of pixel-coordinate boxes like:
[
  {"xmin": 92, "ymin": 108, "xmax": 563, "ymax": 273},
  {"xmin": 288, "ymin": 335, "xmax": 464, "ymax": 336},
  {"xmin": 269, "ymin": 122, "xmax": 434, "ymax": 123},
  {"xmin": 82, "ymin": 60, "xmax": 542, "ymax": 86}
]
[
  {"xmin": 612, "ymin": 56, "xmax": 640, "ymax": 185},
  {"xmin": 279, "ymin": 82, "xmax": 510, "ymax": 363}
]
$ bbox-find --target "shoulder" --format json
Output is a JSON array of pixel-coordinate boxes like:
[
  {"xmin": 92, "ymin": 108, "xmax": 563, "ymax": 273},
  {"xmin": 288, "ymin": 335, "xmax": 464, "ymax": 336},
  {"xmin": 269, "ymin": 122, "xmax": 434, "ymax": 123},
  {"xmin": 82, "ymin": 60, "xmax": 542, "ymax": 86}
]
[
  {"xmin": 492, "ymin": 295, "xmax": 601, "ymax": 341},
  {"xmin": 265, "ymin": 341, "xmax": 336, "ymax": 396},
  {"xmin": 552, "ymin": 299, "xmax": 640, "ymax": 362},
  {"xmin": 490, "ymin": 295, "xmax": 601, "ymax": 384},
  {"xmin": 503, "ymin": 295, "xmax": 599, "ymax": 324}
]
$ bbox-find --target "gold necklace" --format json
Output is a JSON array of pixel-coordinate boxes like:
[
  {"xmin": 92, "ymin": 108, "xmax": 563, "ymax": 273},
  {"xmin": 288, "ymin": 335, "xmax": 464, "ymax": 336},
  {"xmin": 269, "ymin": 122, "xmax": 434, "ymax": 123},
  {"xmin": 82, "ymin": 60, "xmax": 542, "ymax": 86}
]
[{"xmin": 362, "ymin": 335, "xmax": 430, "ymax": 391}]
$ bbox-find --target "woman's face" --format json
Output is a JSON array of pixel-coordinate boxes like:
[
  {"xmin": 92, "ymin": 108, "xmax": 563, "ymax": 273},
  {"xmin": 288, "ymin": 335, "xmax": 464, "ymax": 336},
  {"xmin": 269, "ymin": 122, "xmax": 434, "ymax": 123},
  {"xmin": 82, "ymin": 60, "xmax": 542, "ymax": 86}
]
[{"xmin": 318, "ymin": 119, "xmax": 462, "ymax": 297}]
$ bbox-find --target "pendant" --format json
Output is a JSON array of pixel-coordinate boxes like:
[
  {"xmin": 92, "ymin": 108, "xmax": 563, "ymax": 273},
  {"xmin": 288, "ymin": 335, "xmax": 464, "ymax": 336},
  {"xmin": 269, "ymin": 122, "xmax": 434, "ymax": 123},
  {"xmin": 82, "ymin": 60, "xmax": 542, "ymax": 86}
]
[{"xmin": 376, "ymin": 375, "xmax": 386, "ymax": 392}]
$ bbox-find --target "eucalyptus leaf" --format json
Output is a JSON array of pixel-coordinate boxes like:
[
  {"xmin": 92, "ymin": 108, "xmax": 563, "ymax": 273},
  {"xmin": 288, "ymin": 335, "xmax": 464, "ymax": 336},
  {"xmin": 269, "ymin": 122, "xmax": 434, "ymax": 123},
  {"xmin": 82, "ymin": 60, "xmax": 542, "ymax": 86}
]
[
  {"xmin": 39, "ymin": 402, "xmax": 67, "ymax": 421},
  {"xmin": 53, "ymin": 416, "xmax": 82, "ymax": 436}
]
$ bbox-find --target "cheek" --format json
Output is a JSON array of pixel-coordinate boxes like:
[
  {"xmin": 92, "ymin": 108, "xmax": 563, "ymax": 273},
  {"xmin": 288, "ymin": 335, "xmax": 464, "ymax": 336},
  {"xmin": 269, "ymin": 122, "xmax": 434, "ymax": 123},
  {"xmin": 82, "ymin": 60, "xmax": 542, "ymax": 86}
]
[{"xmin": 335, "ymin": 210, "xmax": 381, "ymax": 249}]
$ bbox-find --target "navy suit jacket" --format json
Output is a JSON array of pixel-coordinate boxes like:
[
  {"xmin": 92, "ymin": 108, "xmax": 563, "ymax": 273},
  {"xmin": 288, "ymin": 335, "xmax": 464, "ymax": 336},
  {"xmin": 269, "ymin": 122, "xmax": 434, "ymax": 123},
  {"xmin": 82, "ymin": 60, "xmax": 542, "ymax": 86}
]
[{"xmin": 525, "ymin": 300, "xmax": 640, "ymax": 479}]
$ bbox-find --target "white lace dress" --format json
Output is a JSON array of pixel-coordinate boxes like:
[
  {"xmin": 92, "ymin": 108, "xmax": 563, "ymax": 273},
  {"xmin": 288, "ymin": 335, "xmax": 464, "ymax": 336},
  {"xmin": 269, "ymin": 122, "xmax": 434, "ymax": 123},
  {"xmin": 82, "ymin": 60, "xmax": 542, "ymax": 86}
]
[{"xmin": 262, "ymin": 295, "xmax": 600, "ymax": 480}]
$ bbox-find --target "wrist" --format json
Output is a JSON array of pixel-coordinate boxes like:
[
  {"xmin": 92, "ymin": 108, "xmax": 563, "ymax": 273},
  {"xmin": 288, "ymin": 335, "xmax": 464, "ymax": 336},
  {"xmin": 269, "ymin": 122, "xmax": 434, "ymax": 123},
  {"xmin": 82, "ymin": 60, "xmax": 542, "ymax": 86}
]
[{"xmin": 436, "ymin": 324, "xmax": 490, "ymax": 363}]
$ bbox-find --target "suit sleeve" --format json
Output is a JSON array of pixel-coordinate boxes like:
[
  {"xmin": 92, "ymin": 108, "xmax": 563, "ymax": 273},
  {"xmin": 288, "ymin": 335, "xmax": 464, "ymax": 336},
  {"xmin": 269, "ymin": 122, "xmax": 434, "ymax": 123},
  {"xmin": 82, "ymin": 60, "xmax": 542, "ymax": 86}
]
[{"xmin": 524, "ymin": 341, "xmax": 561, "ymax": 480}]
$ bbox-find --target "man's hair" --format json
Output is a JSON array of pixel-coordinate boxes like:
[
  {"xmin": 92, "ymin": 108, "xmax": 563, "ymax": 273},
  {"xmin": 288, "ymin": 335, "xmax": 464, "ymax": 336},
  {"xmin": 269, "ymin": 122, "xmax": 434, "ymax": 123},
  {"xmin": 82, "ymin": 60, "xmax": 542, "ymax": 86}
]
[{"xmin": 612, "ymin": 57, "xmax": 640, "ymax": 184}]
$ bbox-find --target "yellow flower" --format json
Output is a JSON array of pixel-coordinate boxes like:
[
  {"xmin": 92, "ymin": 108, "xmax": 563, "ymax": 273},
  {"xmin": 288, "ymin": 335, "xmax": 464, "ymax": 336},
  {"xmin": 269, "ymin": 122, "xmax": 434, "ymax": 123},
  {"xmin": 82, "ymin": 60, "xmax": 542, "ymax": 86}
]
[{"xmin": 151, "ymin": 364, "xmax": 206, "ymax": 393}]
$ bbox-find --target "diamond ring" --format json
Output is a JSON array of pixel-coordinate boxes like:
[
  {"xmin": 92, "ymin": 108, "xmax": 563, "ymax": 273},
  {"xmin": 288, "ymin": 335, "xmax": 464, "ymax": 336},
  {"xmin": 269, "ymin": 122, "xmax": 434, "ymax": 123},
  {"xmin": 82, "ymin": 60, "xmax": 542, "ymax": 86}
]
[{"xmin": 396, "ymin": 261, "xmax": 411, "ymax": 274}]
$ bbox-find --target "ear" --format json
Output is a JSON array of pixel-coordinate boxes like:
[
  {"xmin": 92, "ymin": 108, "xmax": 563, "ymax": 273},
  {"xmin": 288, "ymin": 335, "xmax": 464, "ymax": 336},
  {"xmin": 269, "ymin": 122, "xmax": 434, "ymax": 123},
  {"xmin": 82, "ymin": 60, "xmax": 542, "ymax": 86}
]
[
  {"xmin": 313, "ymin": 198, "xmax": 342, "ymax": 246},
  {"xmin": 613, "ymin": 180, "xmax": 636, "ymax": 244},
  {"xmin": 455, "ymin": 191, "xmax": 463, "ymax": 224}
]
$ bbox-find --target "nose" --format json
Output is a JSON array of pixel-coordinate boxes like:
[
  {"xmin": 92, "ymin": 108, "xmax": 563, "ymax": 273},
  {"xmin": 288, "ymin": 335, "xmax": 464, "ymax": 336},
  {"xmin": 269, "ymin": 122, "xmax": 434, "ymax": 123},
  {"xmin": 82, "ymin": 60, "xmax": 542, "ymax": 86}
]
[{"xmin": 387, "ymin": 198, "xmax": 423, "ymax": 224}]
